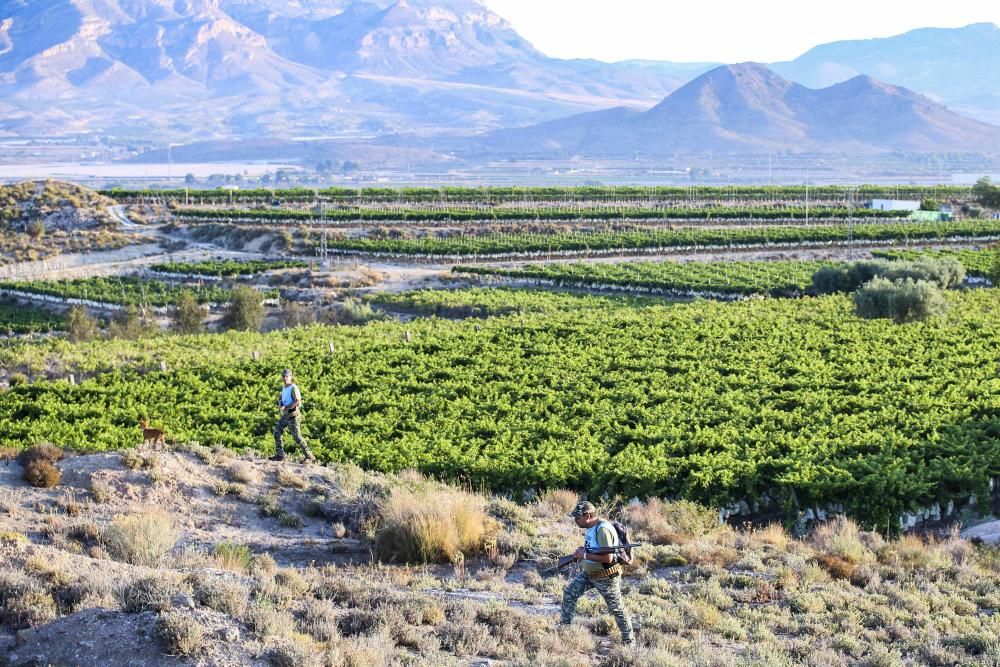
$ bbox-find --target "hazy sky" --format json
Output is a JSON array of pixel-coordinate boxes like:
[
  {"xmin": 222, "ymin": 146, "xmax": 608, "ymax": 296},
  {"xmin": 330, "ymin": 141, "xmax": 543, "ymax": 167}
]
[{"xmin": 482, "ymin": 1, "xmax": 1000, "ymax": 63}]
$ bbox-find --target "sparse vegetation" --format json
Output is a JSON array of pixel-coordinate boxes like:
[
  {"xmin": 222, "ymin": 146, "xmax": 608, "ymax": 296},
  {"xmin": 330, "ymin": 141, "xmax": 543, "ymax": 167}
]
[{"xmin": 101, "ymin": 512, "xmax": 178, "ymax": 567}]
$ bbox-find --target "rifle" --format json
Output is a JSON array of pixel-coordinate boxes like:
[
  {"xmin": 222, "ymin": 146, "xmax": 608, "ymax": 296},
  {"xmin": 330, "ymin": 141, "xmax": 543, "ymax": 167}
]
[{"xmin": 553, "ymin": 543, "xmax": 643, "ymax": 572}]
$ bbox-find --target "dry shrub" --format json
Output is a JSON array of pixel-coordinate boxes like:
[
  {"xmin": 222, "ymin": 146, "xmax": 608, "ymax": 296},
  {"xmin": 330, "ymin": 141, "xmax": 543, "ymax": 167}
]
[
  {"xmin": 881, "ymin": 534, "xmax": 957, "ymax": 572},
  {"xmin": 116, "ymin": 575, "xmax": 185, "ymax": 613},
  {"xmin": 23, "ymin": 459, "xmax": 61, "ymax": 488},
  {"xmin": 534, "ymin": 489, "xmax": 580, "ymax": 518},
  {"xmin": 809, "ymin": 516, "xmax": 872, "ymax": 565},
  {"xmin": 0, "ymin": 571, "xmax": 57, "ymax": 629},
  {"xmin": 678, "ymin": 541, "xmax": 740, "ymax": 568},
  {"xmin": 229, "ymin": 461, "xmax": 259, "ymax": 484},
  {"xmin": 0, "ymin": 447, "xmax": 18, "ymax": 464},
  {"xmin": 276, "ymin": 467, "xmax": 308, "ymax": 490},
  {"xmin": 189, "ymin": 574, "xmax": 249, "ymax": 617},
  {"xmin": 245, "ymin": 596, "xmax": 296, "ymax": 640},
  {"xmin": 271, "ymin": 636, "xmax": 324, "ymax": 667},
  {"xmin": 299, "ymin": 598, "xmax": 340, "ymax": 642},
  {"xmin": 157, "ymin": 611, "xmax": 207, "ymax": 657},
  {"xmin": 629, "ymin": 498, "xmax": 720, "ymax": 544},
  {"xmin": 18, "ymin": 443, "xmax": 63, "ymax": 466},
  {"xmin": 814, "ymin": 553, "xmax": 857, "ymax": 581},
  {"xmin": 751, "ymin": 523, "xmax": 791, "ymax": 551},
  {"xmin": 374, "ymin": 486, "xmax": 497, "ymax": 564},
  {"xmin": 475, "ymin": 603, "xmax": 544, "ymax": 658},
  {"xmin": 102, "ymin": 511, "xmax": 178, "ymax": 566},
  {"xmin": 436, "ymin": 620, "xmax": 498, "ymax": 657}
]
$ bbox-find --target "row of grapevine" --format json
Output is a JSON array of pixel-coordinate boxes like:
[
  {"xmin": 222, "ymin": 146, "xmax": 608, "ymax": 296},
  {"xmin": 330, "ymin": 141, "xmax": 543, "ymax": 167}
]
[
  {"xmin": 316, "ymin": 219, "xmax": 1000, "ymax": 258},
  {"xmin": 149, "ymin": 260, "xmax": 309, "ymax": 278},
  {"xmin": 0, "ymin": 302, "xmax": 64, "ymax": 333},
  {"xmin": 172, "ymin": 206, "xmax": 911, "ymax": 225},
  {"xmin": 453, "ymin": 260, "xmax": 834, "ymax": 296},
  {"xmin": 0, "ymin": 277, "xmax": 265, "ymax": 307},
  {"xmin": 871, "ymin": 248, "xmax": 998, "ymax": 278}
]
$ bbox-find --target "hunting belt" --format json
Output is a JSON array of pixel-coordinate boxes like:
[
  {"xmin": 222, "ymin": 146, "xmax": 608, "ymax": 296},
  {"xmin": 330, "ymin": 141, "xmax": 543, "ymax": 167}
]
[{"xmin": 587, "ymin": 563, "xmax": 623, "ymax": 580}]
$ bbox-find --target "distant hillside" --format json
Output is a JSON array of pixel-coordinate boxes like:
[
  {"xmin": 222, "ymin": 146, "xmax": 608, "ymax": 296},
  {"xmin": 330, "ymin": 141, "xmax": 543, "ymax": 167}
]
[
  {"xmin": 0, "ymin": 0, "xmax": 708, "ymax": 141},
  {"xmin": 471, "ymin": 63, "xmax": 1000, "ymax": 157},
  {"xmin": 772, "ymin": 23, "xmax": 1000, "ymax": 125}
]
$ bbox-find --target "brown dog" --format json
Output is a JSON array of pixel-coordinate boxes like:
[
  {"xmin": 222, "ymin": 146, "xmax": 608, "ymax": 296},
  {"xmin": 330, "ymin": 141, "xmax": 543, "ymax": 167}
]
[{"xmin": 140, "ymin": 418, "xmax": 167, "ymax": 449}]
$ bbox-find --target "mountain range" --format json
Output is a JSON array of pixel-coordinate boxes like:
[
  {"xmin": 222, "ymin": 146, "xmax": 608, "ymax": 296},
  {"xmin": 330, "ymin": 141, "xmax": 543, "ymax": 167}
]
[
  {"xmin": 0, "ymin": 0, "xmax": 998, "ymax": 157},
  {"xmin": 466, "ymin": 63, "xmax": 1000, "ymax": 156}
]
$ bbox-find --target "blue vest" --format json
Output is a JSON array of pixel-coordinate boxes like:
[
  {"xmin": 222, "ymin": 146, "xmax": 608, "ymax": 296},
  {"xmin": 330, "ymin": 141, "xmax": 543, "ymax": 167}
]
[{"xmin": 280, "ymin": 384, "xmax": 299, "ymax": 407}]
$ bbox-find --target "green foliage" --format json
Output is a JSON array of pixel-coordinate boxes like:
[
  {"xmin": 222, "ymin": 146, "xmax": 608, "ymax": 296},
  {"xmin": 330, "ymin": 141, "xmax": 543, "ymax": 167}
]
[
  {"xmin": 0, "ymin": 302, "xmax": 63, "ymax": 334},
  {"xmin": 853, "ymin": 277, "xmax": 950, "ymax": 323},
  {"xmin": 919, "ymin": 198, "xmax": 939, "ymax": 212},
  {"xmin": 65, "ymin": 306, "xmax": 98, "ymax": 343},
  {"xmin": 872, "ymin": 248, "xmax": 996, "ymax": 278},
  {"xmin": 317, "ymin": 219, "xmax": 1000, "ymax": 257},
  {"xmin": 151, "ymin": 259, "xmax": 308, "ymax": 277},
  {"xmin": 5, "ymin": 277, "xmax": 249, "ymax": 307},
  {"xmin": 812, "ymin": 258, "xmax": 965, "ymax": 294},
  {"xmin": 972, "ymin": 177, "xmax": 1000, "ymax": 209},
  {"xmin": 222, "ymin": 285, "xmax": 265, "ymax": 331},
  {"xmin": 172, "ymin": 290, "xmax": 206, "ymax": 334},
  {"xmin": 1, "ymin": 290, "xmax": 998, "ymax": 526},
  {"xmin": 457, "ymin": 260, "xmax": 834, "ymax": 296},
  {"xmin": 108, "ymin": 304, "xmax": 153, "ymax": 340}
]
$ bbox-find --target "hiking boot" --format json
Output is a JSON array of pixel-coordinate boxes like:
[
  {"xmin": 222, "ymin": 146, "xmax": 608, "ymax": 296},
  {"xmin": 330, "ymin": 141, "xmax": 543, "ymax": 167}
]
[{"xmin": 268, "ymin": 454, "xmax": 285, "ymax": 462}]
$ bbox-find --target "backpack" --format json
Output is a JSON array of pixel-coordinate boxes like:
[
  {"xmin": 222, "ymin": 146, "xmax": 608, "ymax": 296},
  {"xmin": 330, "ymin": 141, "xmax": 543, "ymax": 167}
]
[{"xmin": 601, "ymin": 520, "xmax": 634, "ymax": 565}]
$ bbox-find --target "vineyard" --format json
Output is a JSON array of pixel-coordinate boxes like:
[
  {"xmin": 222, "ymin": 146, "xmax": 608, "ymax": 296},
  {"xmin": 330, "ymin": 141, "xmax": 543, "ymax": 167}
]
[
  {"xmin": 454, "ymin": 260, "xmax": 835, "ymax": 296},
  {"xmin": 102, "ymin": 184, "xmax": 973, "ymax": 206},
  {"xmin": 0, "ymin": 277, "xmax": 267, "ymax": 307},
  {"xmin": 314, "ymin": 219, "xmax": 1000, "ymax": 258},
  {"xmin": 149, "ymin": 259, "xmax": 309, "ymax": 278},
  {"xmin": 0, "ymin": 301, "xmax": 64, "ymax": 333},
  {"xmin": 1, "ymin": 288, "xmax": 998, "ymax": 526},
  {"xmin": 171, "ymin": 206, "xmax": 910, "ymax": 225},
  {"xmin": 872, "ymin": 248, "xmax": 999, "ymax": 278}
]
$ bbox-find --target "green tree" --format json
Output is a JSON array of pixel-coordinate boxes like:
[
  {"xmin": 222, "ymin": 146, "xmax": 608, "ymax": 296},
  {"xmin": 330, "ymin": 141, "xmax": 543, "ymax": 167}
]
[
  {"xmin": 919, "ymin": 198, "xmax": 939, "ymax": 211},
  {"xmin": 65, "ymin": 305, "xmax": 98, "ymax": 342},
  {"xmin": 222, "ymin": 285, "xmax": 265, "ymax": 331},
  {"xmin": 972, "ymin": 177, "xmax": 1000, "ymax": 209},
  {"xmin": 172, "ymin": 290, "xmax": 206, "ymax": 334},
  {"xmin": 108, "ymin": 304, "xmax": 152, "ymax": 339},
  {"xmin": 854, "ymin": 277, "xmax": 949, "ymax": 324}
]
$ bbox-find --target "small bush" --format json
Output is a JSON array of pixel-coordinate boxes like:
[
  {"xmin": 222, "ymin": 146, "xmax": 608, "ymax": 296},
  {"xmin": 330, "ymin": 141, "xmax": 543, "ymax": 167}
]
[
  {"xmin": 245, "ymin": 596, "xmax": 296, "ymax": 640},
  {"xmin": 23, "ymin": 459, "xmax": 61, "ymax": 488},
  {"xmin": 854, "ymin": 277, "xmax": 949, "ymax": 323},
  {"xmin": 158, "ymin": 611, "xmax": 207, "ymax": 657},
  {"xmin": 102, "ymin": 511, "xmax": 178, "ymax": 566},
  {"xmin": 276, "ymin": 467, "xmax": 308, "ymax": 490},
  {"xmin": 18, "ymin": 443, "xmax": 63, "ymax": 466},
  {"xmin": 189, "ymin": 574, "xmax": 249, "ymax": 617},
  {"xmin": 0, "ymin": 571, "xmax": 57, "ymax": 629},
  {"xmin": 213, "ymin": 542, "xmax": 253, "ymax": 572},
  {"xmin": 374, "ymin": 486, "xmax": 497, "ymax": 564},
  {"xmin": 8, "ymin": 373, "xmax": 29, "ymax": 387},
  {"xmin": 810, "ymin": 516, "xmax": 871, "ymax": 565},
  {"xmin": 229, "ymin": 461, "xmax": 259, "ymax": 484},
  {"xmin": 116, "ymin": 575, "xmax": 183, "ymax": 613}
]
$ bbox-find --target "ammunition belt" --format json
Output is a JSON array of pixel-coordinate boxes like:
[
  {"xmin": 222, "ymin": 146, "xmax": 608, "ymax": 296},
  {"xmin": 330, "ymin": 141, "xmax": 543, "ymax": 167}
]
[{"xmin": 587, "ymin": 563, "xmax": 623, "ymax": 580}]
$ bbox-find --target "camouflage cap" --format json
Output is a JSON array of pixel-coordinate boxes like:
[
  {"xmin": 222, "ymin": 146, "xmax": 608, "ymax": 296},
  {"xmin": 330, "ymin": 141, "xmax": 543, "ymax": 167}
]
[
  {"xmin": 569, "ymin": 501, "xmax": 597, "ymax": 518},
  {"xmin": 282, "ymin": 368, "xmax": 293, "ymax": 377}
]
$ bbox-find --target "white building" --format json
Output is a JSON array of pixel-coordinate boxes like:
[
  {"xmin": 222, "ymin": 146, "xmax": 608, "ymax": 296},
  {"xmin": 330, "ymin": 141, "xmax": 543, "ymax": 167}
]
[{"xmin": 868, "ymin": 199, "xmax": 921, "ymax": 211}]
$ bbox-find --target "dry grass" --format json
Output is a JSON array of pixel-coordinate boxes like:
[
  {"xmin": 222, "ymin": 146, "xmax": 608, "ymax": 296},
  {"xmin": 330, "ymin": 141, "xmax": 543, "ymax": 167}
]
[
  {"xmin": 534, "ymin": 489, "xmax": 579, "ymax": 518},
  {"xmin": 810, "ymin": 516, "xmax": 873, "ymax": 565},
  {"xmin": 374, "ymin": 485, "xmax": 498, "ymax": 564},
  {"xmin": 629, "ymin": 498, "xmax": 721, "ymax": 544},
  {"xmin": 101, "ymin": 511, "xmax": 178, "ymax": 566},
  {"xmin": 276, "ymin": 467, "xmax": 309, "ymax": 490}
]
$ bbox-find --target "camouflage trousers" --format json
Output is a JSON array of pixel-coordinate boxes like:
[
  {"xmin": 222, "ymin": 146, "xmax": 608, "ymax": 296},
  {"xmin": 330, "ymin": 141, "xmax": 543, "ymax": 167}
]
[
  {"xmin": 273, "ymin": 413, "xmax": 313, "ymax": 458},
  {"xmin": 560, "ymin": 571, "xmax": 634, "ymax": 643}
]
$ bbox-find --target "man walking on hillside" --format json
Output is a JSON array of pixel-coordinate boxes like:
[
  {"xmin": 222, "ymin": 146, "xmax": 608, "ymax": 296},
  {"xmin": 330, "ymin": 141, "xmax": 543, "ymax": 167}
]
[
  {"xmin": 271, "ymin": 368, "xmax": 316, "ymax": 462},
  {"xmin": 560, "ymin": 501, "xmax": 634, "ymax": 645}
]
